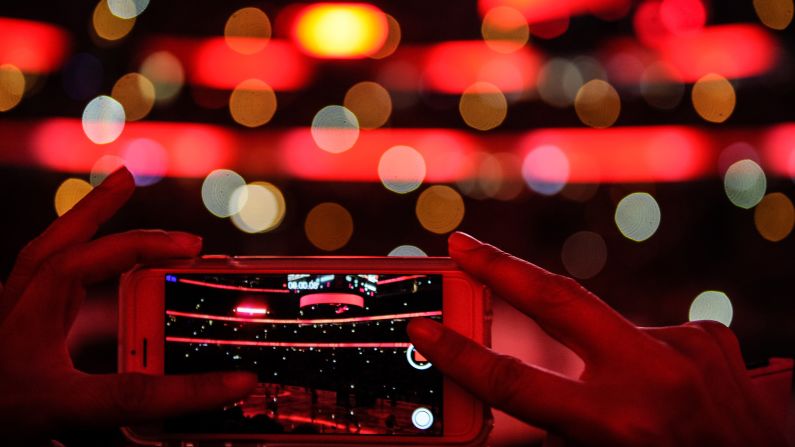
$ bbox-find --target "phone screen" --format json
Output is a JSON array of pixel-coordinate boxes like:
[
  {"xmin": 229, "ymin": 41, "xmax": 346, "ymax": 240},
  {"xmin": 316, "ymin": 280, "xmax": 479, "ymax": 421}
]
[{"xmin": 163, "ymin": 273, "xmax": 443, "ymax": 436}]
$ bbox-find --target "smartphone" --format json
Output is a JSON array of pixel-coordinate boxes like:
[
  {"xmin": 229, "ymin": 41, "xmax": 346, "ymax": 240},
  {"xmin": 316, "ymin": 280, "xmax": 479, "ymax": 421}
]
[{"xmin": 119, "ymin": 256, "xmax": 492, "ymax": 446}]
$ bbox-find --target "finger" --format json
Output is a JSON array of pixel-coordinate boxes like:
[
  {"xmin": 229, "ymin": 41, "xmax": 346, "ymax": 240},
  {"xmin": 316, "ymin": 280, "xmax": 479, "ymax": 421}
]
[
  {"xmin": 16, "ymin": 230, "xmax": 201, "ymax": 333},
  {"xmin": 0, "ymin": 168, "xmax": 134, "ymax": 317},
  {"xmin": 448, "ymin": 232, "xmax": 640, "ymax": 363},
  {"xmin": 62, "ymin": 371, "xmax": 257, "ymax": 426},
  {"xmin": 407, "ymin": 318, "xmax": 583, "ymax": 432},
  {"xmin": 43, "ymin": 230, "xmax": 202, "ymax": 286},
  {"xmin": 686, "ymin": 321, "xmax": 746, "ymax": 373}
]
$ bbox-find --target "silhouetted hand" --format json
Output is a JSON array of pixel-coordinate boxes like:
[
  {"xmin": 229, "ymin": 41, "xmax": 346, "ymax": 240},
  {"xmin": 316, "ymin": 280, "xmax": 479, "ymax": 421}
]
[
  {"xmin": 0, "ymin": 168, "xmax": 256, "ymax": 445},
  {"xmin": 408, "ymin": 232, "xmax": 788, "ymax": 446}
]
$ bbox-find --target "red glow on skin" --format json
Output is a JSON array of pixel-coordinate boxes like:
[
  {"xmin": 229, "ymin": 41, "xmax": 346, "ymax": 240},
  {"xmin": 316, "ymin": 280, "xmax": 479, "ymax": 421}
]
[
  {"xmin": 410, "ymin": 41, "xmax": 542, "ymax": 94},
  {"xmin": 478, "ymin": 0, "xmax": 630, "ymax": 23},
  {"xmin": 0, "ymin": 18, "xmax": 70, "ymax": 73},
  {"xmin": 166, "ymin": 309, "xmax": 443, "ymax": 325},
  {"xmin": 140, "ymin": 36, "xmax": 311, "ymax": 91}
]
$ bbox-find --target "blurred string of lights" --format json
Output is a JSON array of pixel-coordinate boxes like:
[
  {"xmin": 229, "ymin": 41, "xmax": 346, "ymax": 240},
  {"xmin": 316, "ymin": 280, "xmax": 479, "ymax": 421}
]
[{"xmin": 0, "ymin": 0, "xmax": 793, "ymax": 328}]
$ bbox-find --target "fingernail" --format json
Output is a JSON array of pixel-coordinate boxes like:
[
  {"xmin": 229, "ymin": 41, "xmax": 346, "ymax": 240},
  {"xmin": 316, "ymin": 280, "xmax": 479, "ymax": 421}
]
[
  {"xmin": 222, "ymin": 372, "xmax": 257, "ymax": 390},
  {"xmin": 407, "ymin": 318, "xmax": 443, "ymax": 344},
  {"xmin": 448, "ymin": 232, "xmax": 481, "ymax": 252},
  {"xmin": 102, "ymin": 166, "xmax": 131, "ymax": 189},
  {"xmin": 168, "ymin": 232, "xmax": 202, "ymax": 252}
]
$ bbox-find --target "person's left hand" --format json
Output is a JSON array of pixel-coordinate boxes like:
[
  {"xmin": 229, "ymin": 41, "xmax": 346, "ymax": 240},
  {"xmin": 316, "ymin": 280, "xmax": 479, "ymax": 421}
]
[{"xmin": 0, "ymin": 168, "xmax": 256, "ymax": 445}]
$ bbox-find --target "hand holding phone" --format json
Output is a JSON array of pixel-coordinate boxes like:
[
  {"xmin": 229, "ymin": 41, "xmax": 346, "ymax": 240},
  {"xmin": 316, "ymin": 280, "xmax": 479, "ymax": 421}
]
[
  {"xmin": 408, "ymin": 233, "xmax": 789, "ymax": 447},
  {"xmin": 0, "ymin": 168, "xmax": 255, "ymax": 444}
]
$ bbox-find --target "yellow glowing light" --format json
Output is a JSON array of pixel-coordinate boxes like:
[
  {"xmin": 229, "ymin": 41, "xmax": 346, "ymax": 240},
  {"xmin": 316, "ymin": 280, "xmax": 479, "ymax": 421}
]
[
  {"xmin": 689, "ymin": 291, "xmax": 733, "ymax": 327},
  {"xmin": 54, "ymin": 178, "xmax": 93, "ymax": 216},
  {"xmin": 754, "ymin": 192, "xmax": 795, "ymax": 242},
  {"xmin": 140, "ymin": 51, "xmax": 184, "ymax": 104},
  {"xmin": 369, "ymin": 14, "xmax": 401, "ymax": 59},
  {"xmin": 111, "ymin": 73, "xmax": 155, "ymax": 121},
  {"xmin": 93, "ymin": 0, "xmax": 135, "ymax": 41},
  {"xmin": 229, "ymin": 79, "xmax": 277, "ymax": 128},
  {"xmin": 416, "ymin": 185, "xmax": 465, "ymax": 234},
  {"xmin": 754, "ymin": 0, "xmax": 793, "ymax": 30},
  {"xmin": 481, "ymin": 6, "xmax": 530, "ymax": 54},
  {"xmin": 459, "ymin": 82, "xmax": 507, "ymax": 131},
  {"xmin": 294, "ymin": 4, "xmax": 388, "ymax": 58},
  {"xmin": 305, "ymin": 202, "xmax": 354, "ymax": 251},
  {"xmin": 561, "ymin": 231, "xmax": 608, "ymax": 280},
  {"xmin": 230, "ymin": 182, "xmax": 286, "ymax": 234},
  {"xmin": 0, "ymin": 64, "xmax": 25, "ymax": 112},
  {"xmin": 574, "ymin": 79, "xmax": 621, "ymax": 128},
  {"xmin": 692, "ymin": 73, "xmax": 736, "ymax": 123},
  {"xmin": 344, "ymin": 81, "xmax": 392, "ymax": 129},
  {"xmin": 225, "ymin": 7, "xmax": 272, "ymax": 54}
]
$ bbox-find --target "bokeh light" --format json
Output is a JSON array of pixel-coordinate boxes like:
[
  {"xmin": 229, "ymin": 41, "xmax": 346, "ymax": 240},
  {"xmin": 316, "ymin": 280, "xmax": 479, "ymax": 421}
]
[
  {"xmin": 90, "ymin": 155, "xmax": 126, "ymax": 186},
  {"xmin": 718, "ymin": 142, "xmax": 760, "ymax": 177},
  {"xmin": 754, "ymin": 192, "xmax": 795, "ymax": 242},
  {"xmin": 140, "ymin": 51, "xmax": 184, "ymax": 105},
  {"xmin": 202, "ymin": 169, "xmax": 248, "ymax": 218},
  {"xmin": 343, "ymin": 81, "xmax": 392, "ymax": 129},
  {"xmin": 229, "ymin": 79, "xmax": 277, "ymax": 128},
  {"xmin": 481, "ymin": 6, "xmax": 530, "ymax": 53},
  {"xmin": 640, "ymin": 62, "xmax": 684, "ymax": 110},
  {"xmin": 691, "ymin": 73, "xmax": 736, "ymax": 123},
  {"xmin": 311, "ymin": 105, "xmax": 360, "ymax": 153},
  {"xmin": 293, "ymin": 4, "xmax": 388, "ymax": 58},
  {"xmin": 225, "ymin": 7, "xmax": 271, "ymax": 55},
  {"xmin": 753, "ymin": 0, "xmax": 793, "ymax": 30},
  {"xmin": 54, "ymin": 178, "xmax": 93, "ymax": 216},
  {"xmin": 459, "ymin": 82, "xmax": 507, "ymax": 131},
  {"xmin": 561, "ymin": 231, "xmax": 608, "ymax": 279},
  {"xmin": 615, "ymin": 192, "xmax": 661, "ymax": 242},
  {"xmin": 574, "ymin": 79, "xmax": 620, "ymax": 128},
  {"xmin": 416, "ymin": 185, "xmax": 465, "ymax": 234},
  {"xmin": 107, "ymin": 0, "xmax": 150, "ymax": 19},
  {"xmin": 305, "ymin": 202, "xmax": 354, "ymax": 251},
  {"xmin": 723, "ymin": 159, "xmax": 767, "ymax": 209},
  {"xmin": 689, "ymin": 290, "xmax": 733, "ymax": 327},
  {"xmin": 537, "ymin": 58, "xmax": 582, "ymax": 108},
  {"xmin": 659, "ymin": 0, "xmax": 706, "ymax": 35},
  {"xmin": 378, "ymin": 145, "xmax": 426, "ymax": 194},
  {"xmin": 230, "ymin": 182, "xmax": 286, "ymax": 234},
  {"xmin": 388, "ymin": 245, "xmax": 428, "ymax": 257},
  {"xmin": 369, "ymin": 14, "xmax": 401, "ymax": 59},
  {"xmin": 522, "ymin": 145, "xmax": 569, "ymax": 196},
  {"xmin": 111, "ymin": 72, "xmax": 155, "ymax": 121},
  {"xmin": 0, "ymin": 64, "xmax": 25, "ymax": 112},
  {"xmin": 121, "ymin": 138, "xmax": 167, "ymax": 186},
  {"xmin": 62, "ymin": 53, "xmax": 103, "ymax": 101},
  {"xmin": 82, "ymin": 95, "xmax": 126, "ymax": 144},
  {"xmin": 93, "ymin": 0, "xmax": 135, "ymax": 41}
]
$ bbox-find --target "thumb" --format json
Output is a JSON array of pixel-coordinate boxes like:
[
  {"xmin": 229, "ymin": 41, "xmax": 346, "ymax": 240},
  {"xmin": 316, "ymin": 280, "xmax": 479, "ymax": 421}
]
[{"xmin": 63, "ymin": 371, "xmax": 257, "ymax": 426}]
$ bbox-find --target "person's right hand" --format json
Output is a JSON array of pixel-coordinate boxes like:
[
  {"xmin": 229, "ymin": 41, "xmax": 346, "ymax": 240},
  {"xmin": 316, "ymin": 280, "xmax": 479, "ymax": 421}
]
[
  {"xmin": 408, "ymin": 232, "xmax": 788, "ymax": 446},
  {"xmin": 0, "ymin": 168, "xmax": 256, "ymax": 445}
]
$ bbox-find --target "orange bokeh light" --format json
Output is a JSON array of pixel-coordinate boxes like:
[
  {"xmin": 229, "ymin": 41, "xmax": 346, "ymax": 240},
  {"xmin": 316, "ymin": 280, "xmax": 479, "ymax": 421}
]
[{"xmin": 292, "ymin": 3, "xmax": 388, "ymax": 58}]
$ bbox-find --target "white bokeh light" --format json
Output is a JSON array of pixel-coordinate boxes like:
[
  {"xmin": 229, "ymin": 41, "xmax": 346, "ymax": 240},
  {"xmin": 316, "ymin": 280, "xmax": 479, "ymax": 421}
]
[
  {"xmin": 82, "ymin": 95, "xmax": 126, "ymax": 144},
  {"xmin": 388, "ymin": 245, "xmax": 428, "ymax": 256},
  {"xmin": 615, "ymin": 192, "xmax": 661, "ymax": 242},
  {"xmin": 107, "ymin": 0, "xmax": 150, "ymax": 19},
  {"xmin": 202, "ymin": 169, "xmax": 247, "ymax": 217},
  {"xmin": 723, "ymin": 159, "xmax": 767, "ymax": 209},
  {"xmin": 311, "ymin": 105, "xmax": 360, "ymax": 153},
  {"xmin": 689, "ymin": 291, "xmax": 733, "ymax": 327}
]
